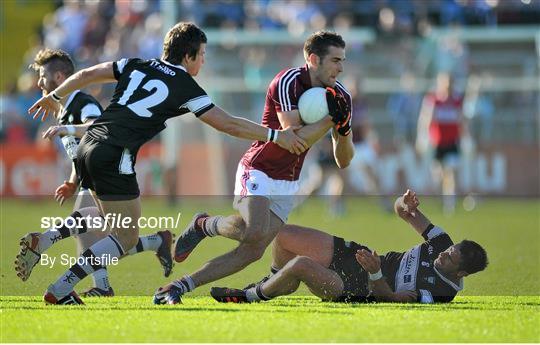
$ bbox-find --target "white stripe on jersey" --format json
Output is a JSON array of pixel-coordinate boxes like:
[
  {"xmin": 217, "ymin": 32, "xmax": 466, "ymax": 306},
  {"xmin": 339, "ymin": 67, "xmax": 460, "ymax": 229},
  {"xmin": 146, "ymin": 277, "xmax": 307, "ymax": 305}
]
[
  {"xmin": 419, "ymin": 289, "xmax": 434, "ymax": 304},
  {"xmin": 395, "ymin": 244, "xmax": 421, "ymax": 292},
  {"xmin": 425, "ymin": 226, "xmax": 445, "ymax": 240},
  {"xmin": 182, "ymin": 95, "xmax": 212, "ymax": 114},
  {"xmin": 278, "ymin": 68, "xmax": 300, "ymax": 112},
  {"xmin": 80, "ymin": 104, "xmax": 102, "ymax": 122},
  {"xmin": 116, "ymin": 58, "xmax": 129, "ymax": 74},
  {"xmin": 433, "ymin": 267, "xmax": 464, "ymax": 291}
]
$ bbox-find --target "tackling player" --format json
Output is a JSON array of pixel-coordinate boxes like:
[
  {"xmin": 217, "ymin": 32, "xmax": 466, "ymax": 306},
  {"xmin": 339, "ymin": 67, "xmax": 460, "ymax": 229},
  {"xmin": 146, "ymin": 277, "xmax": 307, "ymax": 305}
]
[
  {"xmin": 16, "ymin": 48, "xmax": 175, "ymax": 297},
  {"xmin": 211, "ymin": 189, "xmax": 488, "ymax": 304},
  {"xmin": 26, "ymin": 22, "xmax": 306, "ymax": 305},
  {"xmin": 155, "ymin": 31, "xmax": 354, "ymax": 305}
]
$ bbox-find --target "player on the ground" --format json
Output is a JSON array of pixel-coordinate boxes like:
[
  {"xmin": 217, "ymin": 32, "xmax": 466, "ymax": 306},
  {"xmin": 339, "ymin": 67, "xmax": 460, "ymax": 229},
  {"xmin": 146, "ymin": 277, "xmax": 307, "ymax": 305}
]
[
  {"xmin": 211, "ymin": 189, "xmax": 488, "ymax": 304},
  {"xmin": 154, "ymin": 30, "xmax": 354, "ymax": 305},
  {"xmin": 416, "ymin": 73, "xmax": 468, "ymax": 214},
  {"xmin": 26, "ymin": 22, "xmax": 307, "ymax": 305},
  {"xmin": 16, "ymin": 48, "xmax": 175, "ymax": 297}
]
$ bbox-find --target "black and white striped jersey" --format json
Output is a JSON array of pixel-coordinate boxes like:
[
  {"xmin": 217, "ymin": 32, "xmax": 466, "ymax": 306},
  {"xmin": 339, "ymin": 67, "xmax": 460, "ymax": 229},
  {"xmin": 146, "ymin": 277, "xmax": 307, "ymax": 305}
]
[
  {"xmin": 59, "ymin": 90, "xmax": 102, "ymax": 126},
  {"xmin": 58, "ymin": 90, "xmax": 102, "ymax": 160},
  {"xmin": 381, "ymin": 226, "xmax": 463, "ymax": 303},
  {"xmin": 87, "ymin": 58, "xmax": 214, "ymax": 154}
]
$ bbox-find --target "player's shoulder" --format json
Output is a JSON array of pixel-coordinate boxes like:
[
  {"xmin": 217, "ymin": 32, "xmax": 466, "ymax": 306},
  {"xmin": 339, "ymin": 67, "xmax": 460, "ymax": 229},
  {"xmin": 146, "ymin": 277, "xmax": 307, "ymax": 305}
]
[
  {"xmin": 73, "ymin": 90, "xmax": 100, "ymax": 105},
  {"xmin": 272, "ymin": 67, "xmax": 302, "ymax": 85}
]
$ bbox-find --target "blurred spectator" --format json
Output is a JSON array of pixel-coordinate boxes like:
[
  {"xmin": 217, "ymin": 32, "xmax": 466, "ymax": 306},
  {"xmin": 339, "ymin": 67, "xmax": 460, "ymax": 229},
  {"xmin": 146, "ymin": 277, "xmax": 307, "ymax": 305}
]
[
  {"xmin": 386, "ymin": 71, "xmax": 422, "ymax": 145},
  {"xmin": 416, "ymin": 72, "xmax": 468, "ymax": 214}
]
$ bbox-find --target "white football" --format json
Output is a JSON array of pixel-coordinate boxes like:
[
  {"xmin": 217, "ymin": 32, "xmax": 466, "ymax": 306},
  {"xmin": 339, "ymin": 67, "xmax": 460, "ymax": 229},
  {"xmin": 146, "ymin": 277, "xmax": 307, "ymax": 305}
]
[{"xmin": 298, "ymin": 87, "xmax": 329, "ymax": 124}]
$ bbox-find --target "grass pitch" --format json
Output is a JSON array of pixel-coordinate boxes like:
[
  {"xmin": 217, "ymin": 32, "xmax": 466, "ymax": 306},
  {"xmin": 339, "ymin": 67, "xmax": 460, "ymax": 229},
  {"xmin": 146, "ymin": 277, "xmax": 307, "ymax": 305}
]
[{"xmin": 1, "ymin": 196, "xmax": 539, "ymax": 342}]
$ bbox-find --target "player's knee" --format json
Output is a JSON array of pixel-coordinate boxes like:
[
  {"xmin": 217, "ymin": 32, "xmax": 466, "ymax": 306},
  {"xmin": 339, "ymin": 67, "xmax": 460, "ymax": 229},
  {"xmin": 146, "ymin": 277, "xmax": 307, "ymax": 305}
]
[
  {"xmin": 286, "ymin": 256, "xmax": 315, "ymax": 276},
  {"xmin": 228, "ymin": 215, "xmax": 246, "ymax": 232},
  {"xmin": 113, "ymin": 229, "xmax": 139, "ymax": 251},
  {"xmin": 240, "ymin": 226, "xmax": 267, "ymax": 243}
]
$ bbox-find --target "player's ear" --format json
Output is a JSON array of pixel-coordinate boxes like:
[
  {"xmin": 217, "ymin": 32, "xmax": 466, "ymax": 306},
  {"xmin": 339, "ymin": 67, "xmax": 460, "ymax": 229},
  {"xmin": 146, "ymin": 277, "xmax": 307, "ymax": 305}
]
[
  {"xmin": 53, "ymin": 71, "xmax": 65, "ymax": 84},
  {"xmin": 308, "ymin": 53, "xmax": 320, "ymax": 68}
]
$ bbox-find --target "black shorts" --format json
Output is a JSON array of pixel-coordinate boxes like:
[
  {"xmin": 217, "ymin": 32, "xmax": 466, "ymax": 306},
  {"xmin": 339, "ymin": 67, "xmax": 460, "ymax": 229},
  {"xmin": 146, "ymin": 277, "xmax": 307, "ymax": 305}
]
[
  {"xmin": 329, "ymin": 236, "xmax": 371, "ymax": 302},
  {"xmin": 76, "ymin": 136, "xmax": 140, "ymax": 201},
  {"xmin": 435, "ymin": 142, "xmax": 459, "ymax": 162}
]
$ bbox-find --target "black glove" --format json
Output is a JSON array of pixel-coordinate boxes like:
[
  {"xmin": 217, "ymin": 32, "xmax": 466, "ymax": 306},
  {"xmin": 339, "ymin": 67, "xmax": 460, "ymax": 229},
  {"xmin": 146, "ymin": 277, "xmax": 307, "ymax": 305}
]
[{"xmin": 325, "ymin": 87, "xmax": 351, "ymax": 136}]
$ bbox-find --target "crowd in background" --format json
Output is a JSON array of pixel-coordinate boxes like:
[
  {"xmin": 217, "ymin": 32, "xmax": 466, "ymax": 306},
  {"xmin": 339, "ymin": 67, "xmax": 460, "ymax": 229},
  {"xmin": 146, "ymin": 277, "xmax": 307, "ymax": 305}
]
[{"xmin": 1, "ymin": 0, "xmax": 538, "ymax": 144}]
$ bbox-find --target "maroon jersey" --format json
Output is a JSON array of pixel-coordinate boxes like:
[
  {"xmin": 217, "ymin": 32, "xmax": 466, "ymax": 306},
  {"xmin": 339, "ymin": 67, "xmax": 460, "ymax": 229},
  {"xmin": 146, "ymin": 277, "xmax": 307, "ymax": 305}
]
[
  {"xmin": 240, "ymin": 64, "xmax": 352, "ymax": 181},
  {"xmin": 425, "ymin": 92, "xmax": 463, "ymax": 147}
]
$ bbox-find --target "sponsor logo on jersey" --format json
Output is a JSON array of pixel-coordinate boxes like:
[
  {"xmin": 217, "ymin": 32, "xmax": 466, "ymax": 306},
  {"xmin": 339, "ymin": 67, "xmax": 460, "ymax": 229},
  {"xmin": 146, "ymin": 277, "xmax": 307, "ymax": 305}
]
[
  {"xmin": 150, "ymin": 60, "xmax": 176, "ymax": 76},
  {"xmin": 428, "ymin": 245, "xmax": 434, "ymax": 255}
]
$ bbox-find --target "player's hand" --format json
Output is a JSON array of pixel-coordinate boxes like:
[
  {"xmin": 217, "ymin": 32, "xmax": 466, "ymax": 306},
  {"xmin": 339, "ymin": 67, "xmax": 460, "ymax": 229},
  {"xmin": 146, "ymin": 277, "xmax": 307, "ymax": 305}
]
[
  {"xmin": 55, "ymin": 181, "xmax": 77, "ymax": 206},
  {"xmin": 326, "ymin": 88, "xmax": 351, "ymax": 136},
  {"xmin": 355, "ymin": 249, "xmax": 381, "ymax": 274},
  {"xmin": 402, "ymin": 189, "xmax": 419, "ymax": 216},
  {"xmin": 276, "ymin": 126, "xmax": 308, "ymax": 155},
  {"xmin": 28, "ymin": 94, "xmax": 60, "ymax": 122},
  {"xmin": 42, "ymin": 125, "xmax": 68, "ymax": 140}
]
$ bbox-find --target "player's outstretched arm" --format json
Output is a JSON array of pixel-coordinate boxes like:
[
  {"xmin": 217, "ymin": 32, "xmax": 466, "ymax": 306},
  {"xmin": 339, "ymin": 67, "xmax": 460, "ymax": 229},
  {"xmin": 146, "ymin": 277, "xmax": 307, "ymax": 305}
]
[
  {"xmin": 28, "ymin": 62, "xmax": 115, "ymax": 121},
  {"xmin": 198, "ymin": 106, "xmax": 308, "ymax": 155},
  {"xmin": 394, "ymin": 189, "xmax": 432, "ymax": 236}
]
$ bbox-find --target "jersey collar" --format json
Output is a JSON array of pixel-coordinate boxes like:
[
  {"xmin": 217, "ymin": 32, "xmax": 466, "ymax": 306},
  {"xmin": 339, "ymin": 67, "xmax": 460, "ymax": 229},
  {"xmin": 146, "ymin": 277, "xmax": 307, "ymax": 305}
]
[
  {"xmin": 159, "ymin": 59, "xmax": 187, "ymax": 72},
  {"xmin": 300, "ymin": 64, "xmax": 312, "ymax": 89},
  {"xmin": 433, "ymin": 266, "xmax": 464, "ymax": 291}
]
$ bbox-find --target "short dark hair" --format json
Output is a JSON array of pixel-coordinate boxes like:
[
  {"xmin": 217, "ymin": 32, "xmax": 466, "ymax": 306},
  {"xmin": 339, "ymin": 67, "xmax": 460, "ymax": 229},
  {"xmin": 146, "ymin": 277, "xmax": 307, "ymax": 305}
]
[
  {"xmin": 29, "ymin": 48, "xmax": 74, "ymax": 76},
  {"xmin": 162, "ymin": 22, "xmax": 207, "ymax": 65},
  {"xmin": 303, "ymin": 30, "xmax": 346, "ymax": 61},
  {"xmin": 458, "ymin": 240, "xmax": 488, "ymax": 274}
]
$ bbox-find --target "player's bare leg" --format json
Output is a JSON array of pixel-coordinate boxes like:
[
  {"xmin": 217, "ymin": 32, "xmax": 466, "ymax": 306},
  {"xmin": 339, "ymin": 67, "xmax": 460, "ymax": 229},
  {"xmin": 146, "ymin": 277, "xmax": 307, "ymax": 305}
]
[
  {"xmin": 271, "ymin": 224, "xmax": 334, "ymax": 269},
  {"xmin": 191, "ymin": 196, "xmax": 281, "ymax": 285},
  {"xmin": 442, "ymin": 164, "xmax": 457, "ymax": 214},
  {"xmin": 44, "ymin": 198, "xmax": 142, "ymax": 304},
  {"xmin": 155, "ymin": 196, "xmax": 284, "ymax": 304},
  {"xmin": 211, "ymin": 255, "xmax": 344, "ymax": 303}
]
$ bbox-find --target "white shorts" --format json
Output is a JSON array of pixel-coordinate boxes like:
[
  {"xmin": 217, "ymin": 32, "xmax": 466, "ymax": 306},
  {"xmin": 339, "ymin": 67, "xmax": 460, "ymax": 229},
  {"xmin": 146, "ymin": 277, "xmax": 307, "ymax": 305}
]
[{"xmin": 233, "ymin": 164, "xmax": 300, "ymax": 223}]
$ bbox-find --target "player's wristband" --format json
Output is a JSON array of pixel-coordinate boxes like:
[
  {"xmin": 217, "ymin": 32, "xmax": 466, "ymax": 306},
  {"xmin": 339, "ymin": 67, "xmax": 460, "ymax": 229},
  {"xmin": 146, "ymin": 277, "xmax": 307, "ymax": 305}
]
[
  {"xmin": 267, "ymin": 128, "xmax": 277, "ymax": 143},
  {"xmin": 272, "ymin": 130, "xmax": 279, "ymax": 143},
  {"xmin": 369, "ymin": 269, "xmax": 383, "ymax": 281},
  {"xmin": 50, "ymin": 92, "xmax": 62, "ymax": 102},
  {"xmin": 66, "ymin": 125, "xmax": 76, "ymax": 135}
]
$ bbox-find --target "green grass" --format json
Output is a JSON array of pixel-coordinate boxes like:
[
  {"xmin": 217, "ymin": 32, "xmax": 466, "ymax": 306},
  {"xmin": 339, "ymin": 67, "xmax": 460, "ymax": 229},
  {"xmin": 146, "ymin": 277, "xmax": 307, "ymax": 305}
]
[{"xmin": 1, "ymin": 197, "xmax": 539, "ymax": 342}]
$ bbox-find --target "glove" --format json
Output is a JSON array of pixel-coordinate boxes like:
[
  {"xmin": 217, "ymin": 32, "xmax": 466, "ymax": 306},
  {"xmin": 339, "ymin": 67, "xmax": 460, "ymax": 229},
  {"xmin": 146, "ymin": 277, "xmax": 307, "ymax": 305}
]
[
  {"xmin": 325, "ymin": 87, "xmax": 351, "ymax": 136},
  {"xmin": 55, "ymin": 181, "xmax": 77, "ymax": 205}
]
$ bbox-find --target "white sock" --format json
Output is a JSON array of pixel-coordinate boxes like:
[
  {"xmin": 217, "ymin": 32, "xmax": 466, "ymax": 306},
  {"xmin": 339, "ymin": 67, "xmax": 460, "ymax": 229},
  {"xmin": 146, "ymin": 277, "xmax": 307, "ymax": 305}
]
[
  {"xmin": 91, "ymin": 268, "xmax": 111, "ymax": 291},
  {"xmin": 245, "ymin": 287, "xmax": 261, "ymax": 302},
  {"xmin": 51, "ymin": 235, "xmax": 124, "ymax": 297}
]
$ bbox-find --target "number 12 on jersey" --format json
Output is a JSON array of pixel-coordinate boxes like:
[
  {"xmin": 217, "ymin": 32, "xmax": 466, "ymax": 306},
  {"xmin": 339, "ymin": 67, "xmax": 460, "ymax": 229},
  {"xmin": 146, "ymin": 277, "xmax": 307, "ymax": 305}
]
[{"xmin": 118, "ymin": 70, "xmax": 169, "ymax": 118}]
